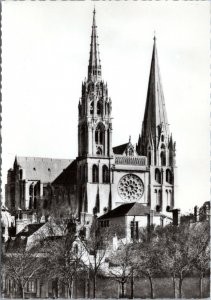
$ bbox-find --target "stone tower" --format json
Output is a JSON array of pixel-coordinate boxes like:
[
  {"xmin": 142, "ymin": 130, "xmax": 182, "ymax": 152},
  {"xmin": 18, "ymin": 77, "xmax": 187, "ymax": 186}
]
[
  {"xmin": 77, "ymin": 10, "xmax": 113, "ymax": 224},
  {"xmin": 137, "ymin": 36, "xmax": 176, "ymax": 214}
]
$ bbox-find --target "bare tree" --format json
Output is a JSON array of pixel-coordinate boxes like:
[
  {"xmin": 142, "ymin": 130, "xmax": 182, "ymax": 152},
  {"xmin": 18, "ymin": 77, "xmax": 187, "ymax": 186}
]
[
  {"xmin": 39, "ymin": 216, "xmax": 86, "ymax": 299},
  {"xmin": 134, "ymin": 226, "xmax": 163, "ymax": 299},
  {"xmin": 44, "ymin": 234, "xmax": 86, "ymax": 298},
  {"xmin": 83, "ymin": 214, "xmax": 111, "ymax": 299},
  {"xmin": 3, "ymin": 242, "xmax": 45, "ymax": 299},
  {"xmin": 191, "ymin": 221, "xmax": 210, "ymax": 298},
  {"xmin": 108, "ymin": 241, "xmax": 135, "ymax": 298},
  {"xmin": 156, "ymin": 221, "xmax": 210, "ymax": 299}
]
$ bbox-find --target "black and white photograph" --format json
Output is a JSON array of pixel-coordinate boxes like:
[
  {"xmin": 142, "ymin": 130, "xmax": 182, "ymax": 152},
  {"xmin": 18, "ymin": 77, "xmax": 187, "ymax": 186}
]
[{"xmin": 1, "ymin": 1, "xmax": 210, "ymax": 299}]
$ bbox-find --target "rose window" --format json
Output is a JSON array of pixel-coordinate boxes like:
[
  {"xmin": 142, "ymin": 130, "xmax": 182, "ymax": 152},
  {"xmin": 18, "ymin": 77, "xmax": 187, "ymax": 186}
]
[{"xmin": 118, "ymin": 174, "xmax": 144, "ymax": 201}]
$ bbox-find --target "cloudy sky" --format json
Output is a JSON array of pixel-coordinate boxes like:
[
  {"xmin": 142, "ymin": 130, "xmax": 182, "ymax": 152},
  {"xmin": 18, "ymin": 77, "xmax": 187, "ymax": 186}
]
[{"xmin": 2, "ymin": 1, "xmax": 209, "ymax": 213}]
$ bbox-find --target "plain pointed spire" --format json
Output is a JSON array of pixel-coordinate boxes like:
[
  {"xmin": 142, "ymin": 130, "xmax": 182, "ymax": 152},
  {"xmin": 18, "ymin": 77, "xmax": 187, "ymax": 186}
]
[
  {"xmin": 141, "ymin": 36, "xmax": 169, "ymax": 145},
  {"xmin": 88, "ymin": 9, "xmax": 102, "ymax": 81}
]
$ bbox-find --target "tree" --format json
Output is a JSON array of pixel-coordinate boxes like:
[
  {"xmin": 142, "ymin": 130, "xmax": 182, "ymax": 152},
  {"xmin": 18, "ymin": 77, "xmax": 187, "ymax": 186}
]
[
  {"xmin": 191, "ymin": 221, "xmax": 210, "ymax": 298},
  {"xmin": 134, "ymin": 226, "xmax": 163, "ymax": 299},
  {"xmin": 45, "ymin": 235, "xmax": 85, "ymax": 298},
  {"xmin": 3, "ymin": 242, "xmax": 45, "ymax": 299},
  {"xmin": 40, "ymin": 217, "xmax": 86, "ymax": 298},
  {"xmin": 108, "ymin": 241, "xmax": 135, "ymax": 298},
  {"xmin": 84, "ymin": 214, "xmax": 111, "ymax": 298},
  {"xmin": 157, "ymin": 224, "xmax": 194, "ymax": 298},
  {"xmin": 157, "ymin": 221, "xmax": 210, "ymax": 299}
]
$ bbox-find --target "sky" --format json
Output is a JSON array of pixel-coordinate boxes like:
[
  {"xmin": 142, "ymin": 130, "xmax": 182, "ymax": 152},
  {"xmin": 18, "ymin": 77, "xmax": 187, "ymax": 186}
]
[{"xmin": 2, "ymin": 1, "xmax": 210, "ymax": 214}]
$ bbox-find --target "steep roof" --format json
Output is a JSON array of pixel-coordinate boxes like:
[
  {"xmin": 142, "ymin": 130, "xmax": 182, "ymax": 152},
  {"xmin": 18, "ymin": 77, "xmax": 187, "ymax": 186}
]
[
  {"xmin": 53, "ymin": 159, "xmax": 77, "ymax": 186},
  {"xmin": 98, "ymin": 202, "xmax": 154, "ymax": 219},
  {"xmin": 141, "ymin": 37, "xmax": 170, "ymax": 146},
  {"xmin": 88, "ymin": 9, "xmax": 101, "ymax": 82},
  {"xmin": 113, "ymin": 139, "xmax": 137, "ymax": 156},
  {"xmin": 16, "ymin": 223, "xmax": 45, "ymax": 238},
  {"xmin": 113, "ymin": 143, "xmax": 129, "ymax": 155},
  {"xmin": 15, "ymin": 156, "xmax": 73, "ymax": 183}
]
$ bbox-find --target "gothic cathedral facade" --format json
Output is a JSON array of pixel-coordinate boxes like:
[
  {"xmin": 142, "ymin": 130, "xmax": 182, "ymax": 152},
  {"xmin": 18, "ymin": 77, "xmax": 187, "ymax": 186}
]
[
  {"xmin": 5, "ymin": 10, "xmax": 177, "ymax": 226},
  {"xmin": 76, "ymin": 10, "xmax": 177, "ymax": 225}
]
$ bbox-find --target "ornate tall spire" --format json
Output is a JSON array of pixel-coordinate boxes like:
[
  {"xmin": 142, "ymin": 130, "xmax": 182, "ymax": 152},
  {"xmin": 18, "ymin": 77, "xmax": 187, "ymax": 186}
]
[
  {"xmin": 141, "ymin": 37, "xmax": 169, "ymax": 147},
  {"xmin": 88, "ymin": 9, "xmax": 102, "ymax": 81}
]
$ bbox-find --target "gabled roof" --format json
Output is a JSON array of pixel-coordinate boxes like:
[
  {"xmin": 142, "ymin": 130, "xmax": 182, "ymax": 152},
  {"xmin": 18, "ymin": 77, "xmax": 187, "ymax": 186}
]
[
  {"xmin": 98, "ymin": 202, "xmax": 153, "ymax": 219},
  {"xmin": 53, "ymin": 160, "xmax": 77, "ymax": 186},
  {"xmin": 113, "ymin": 140, "xmax": 137, "ymax": 156},
  {"xmin": 113, "ymin": 143, "xmax": 129, "ymax": 155},
  {"xmin": 14, "ymin": 156, "xmax": 73, "ymax": 183},
  {"xmin": 16, "ymin": 223, "xmax": 45, "ymax": 238}
]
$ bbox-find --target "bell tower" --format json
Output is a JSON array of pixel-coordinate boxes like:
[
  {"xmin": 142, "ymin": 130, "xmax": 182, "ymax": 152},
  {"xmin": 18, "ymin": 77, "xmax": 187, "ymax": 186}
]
[
  {"xmin": 77, "ymin": 10, "xmax": 113, "ymax": 223},
  {"xmin": 137, "ymin": 36, "xmax": 177, "ymax": 214}
]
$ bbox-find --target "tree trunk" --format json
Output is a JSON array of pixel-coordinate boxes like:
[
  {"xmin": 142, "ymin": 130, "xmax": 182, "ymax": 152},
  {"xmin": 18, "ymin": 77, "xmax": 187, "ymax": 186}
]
[
  {"xmin": 149, "ymin": 276, "xmax": 154, "ymax": 299},
  {"xmin": 172, "ymin": 275, "xmax": 176, "ymax": 298},
  {"xmin": 68, "ymin": 281, "xmax": 72, "ymax": 299},
  {"xmin": 68, "ymin": 286, "xmax": 71, "ymax": 299},
  {"xmin": 178, "ymin": 277, "xmax": 183, "ymax": 299},
  {"xmin": 87, "ymin": 271, "xmax": 90, "ymax": 298},
  {"xmin": 93, "ymin": 273, "xmax": 97, "ymax": 298},
  {"xmin": 121, "ymin": 281, "xmax": 125, "ymax": 298},
  {"xmin": 75, "ymin": 274, "xmax": 77, "ymax": 299},
  {"xmin": 130, "ymin": 269, "xmax": 134, "ymax": 299},
  {"xmin": 21, "ymin": 286, "xmax": 25, "ymax": 299},
  {"xmin": 199, "ymin": 276, "xmax": 203, "ymax": 299}
]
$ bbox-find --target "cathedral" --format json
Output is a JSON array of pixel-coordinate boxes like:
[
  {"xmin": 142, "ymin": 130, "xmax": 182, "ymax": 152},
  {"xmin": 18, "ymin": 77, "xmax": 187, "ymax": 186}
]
[{"xmin": 5, "ymin": 10, "xmax": 178, "ymax": 234}]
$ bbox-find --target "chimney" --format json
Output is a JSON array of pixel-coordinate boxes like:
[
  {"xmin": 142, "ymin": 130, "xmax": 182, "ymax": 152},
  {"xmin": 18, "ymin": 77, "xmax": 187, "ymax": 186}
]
[{"xmin": 172, "ymin": 209, "xmax": 181, "ymax": 226}]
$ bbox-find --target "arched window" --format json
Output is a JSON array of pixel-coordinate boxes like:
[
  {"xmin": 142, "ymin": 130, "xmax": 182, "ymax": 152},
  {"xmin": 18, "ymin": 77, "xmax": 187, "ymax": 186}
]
[
  {"xmin": 90, "ymin": 101, "xmax": 94, "ymax": 115},
  {"xmin": 166, "ymin": 190, "xmax": 170, "ymax": 211},
  {"xmin": 155, "ymin": 169, "xmax": 161, "ymax": 183},
  {"xmin": 96, "ymin": 147, "xmax": 102, "ymax": 155},
  {"xmin": 128, "ymin": 148, "xmax": 134, "ymax": 156},
  {"xmin": 161, "ymin": 135, "xmax": 164, "ymax": 142},
  {"xmin": 92, "ymin": 165, "xmax": 99, "ymax": 183},
  {"xmin": 105, "ymin": 102, "xmax": 108, "ymax": 115},
  {"xmin": 156, "ymin": 190, "xmax": 162, "ymax": 212},
  {"xmin": 102, "ymin": 165, "xmax": 109, "ymax": 183},
  {"xmin": 166, "ymin": 169, "xmax": 173, "ymax": 184},
  {"xmin": 95, "ymin": 123, "xmax": 104, "ymax": 145},
  {"xmin": 97, "ymin": 101, "xmax": 103, "ymax": 115},
  {"xmin": 160, "ymin": 151, "xmax": 166, "ymax": 166}
]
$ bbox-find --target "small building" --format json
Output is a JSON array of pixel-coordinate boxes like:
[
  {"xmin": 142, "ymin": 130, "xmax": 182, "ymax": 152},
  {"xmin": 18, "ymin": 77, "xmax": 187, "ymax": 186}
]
[{"xmin": 98, "ymin": 202, "xmax": 173, "ymax": 242}]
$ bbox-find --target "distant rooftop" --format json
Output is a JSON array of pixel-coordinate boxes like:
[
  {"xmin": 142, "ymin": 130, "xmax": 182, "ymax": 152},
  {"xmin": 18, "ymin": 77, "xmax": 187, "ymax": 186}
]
[{"xmin": 13, "ymin": 156, "xmax": 74, "ymax": 183}]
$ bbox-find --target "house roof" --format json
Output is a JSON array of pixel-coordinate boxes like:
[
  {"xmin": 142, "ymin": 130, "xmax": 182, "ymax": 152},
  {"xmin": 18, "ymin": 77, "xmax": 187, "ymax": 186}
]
[
  {"xmin": 53, "ymin": 160, "xmax": 77, "ymax": 186},
  {"xmin": 98, "ymin": 202, "xmax": 156, "ymax": 219},
  {"xmin": 15, "ymin": 156, "xmax": 73, "ymax": 183},
  {"xmin": 16, "ymin": 223, "xmax": 45, "ymax": 238}
]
